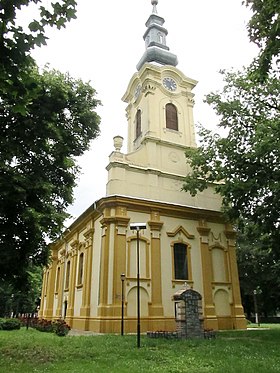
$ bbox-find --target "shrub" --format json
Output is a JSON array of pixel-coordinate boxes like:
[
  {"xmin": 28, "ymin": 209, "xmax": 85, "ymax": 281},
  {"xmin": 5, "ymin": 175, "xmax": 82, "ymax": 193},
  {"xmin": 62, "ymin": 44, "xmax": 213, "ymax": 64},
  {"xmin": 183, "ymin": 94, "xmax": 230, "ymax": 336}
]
[
  {"xmin": 35, "ymin": 319, "xmax": 54, "ymax": 333},
  {"xmin": 0, "ymin": 318, "xmax": 21, "ymax": 330},
  {"xmin": 31, "ymin": 318, "xmax": 71, "ymax": 336},
  {"xmin": 2, "ymin": 316, "xmax": 71, "ymax": 336},
  {"xmin": 52, "ymin": 319, "xmax": 71, "ymax": 336}
]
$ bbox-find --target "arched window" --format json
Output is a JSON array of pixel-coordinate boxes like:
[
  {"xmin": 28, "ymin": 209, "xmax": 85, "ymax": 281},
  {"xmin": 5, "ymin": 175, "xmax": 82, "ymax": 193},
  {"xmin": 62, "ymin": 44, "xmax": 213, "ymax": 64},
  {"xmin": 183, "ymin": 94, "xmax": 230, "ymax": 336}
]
[
  {"xmin": 166, "ymin": 103, "xmax": 178, "ymax": 131},
  {"xmin": 173, "ymin": 243, "xmax": 188, "ymax": 280},
  {"xmin": 136, "ymin": 109, "xmax": 141, "ymax": 139},
  {"xmin": 65, "ymin": 261, "xmax": 70, "ymax": 289},
  {"xmin": 77, "ymin": 253, "xmax": 84, "ymax": 285}
]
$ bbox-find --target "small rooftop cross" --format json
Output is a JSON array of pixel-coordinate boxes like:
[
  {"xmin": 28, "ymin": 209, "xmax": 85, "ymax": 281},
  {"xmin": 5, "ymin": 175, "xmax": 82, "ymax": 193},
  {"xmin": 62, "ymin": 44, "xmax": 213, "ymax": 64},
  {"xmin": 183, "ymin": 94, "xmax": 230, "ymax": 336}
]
[{"xmin": 151, "ymin": 0, "xmax": 158, "ymax": 14}]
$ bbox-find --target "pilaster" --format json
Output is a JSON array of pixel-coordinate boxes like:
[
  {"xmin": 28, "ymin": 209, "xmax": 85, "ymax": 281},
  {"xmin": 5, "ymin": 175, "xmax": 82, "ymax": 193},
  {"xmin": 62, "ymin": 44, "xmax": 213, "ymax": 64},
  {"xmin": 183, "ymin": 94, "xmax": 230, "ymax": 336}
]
[
  {"xmin": 55, "ymin": 255, "xmax": 65, "ymax": 318},
  {"xmin": 45, "ymin": 248, "xmax": 58, "ymax": 319},
  {"xmin": 66, "ymin": 240, "xmax": 78, "ymax": 323},
  {"xmin": 112, "ymin": 209, "xmax": 130, "ymax": 309},
  {"xmin": 98, "ymin": 218, "xmax": 111, "ymax": 316},
  {"xmin": 80, "ymin": 228, "xmax": 94, "ymax": 323},
  {"xmin": 224, "ymin": 226, "xmax": 247, "ymax": 329},
  {"xmin": 98, "ymin": 210, "xmax": 130, "ymax": 325},
  {"xmin": 197, "ymin": 220, "xmax": 218, "ymax": 330},
  {"xmin": 148, "ymin": 211, "xmax": 164, "ymax": 316}
]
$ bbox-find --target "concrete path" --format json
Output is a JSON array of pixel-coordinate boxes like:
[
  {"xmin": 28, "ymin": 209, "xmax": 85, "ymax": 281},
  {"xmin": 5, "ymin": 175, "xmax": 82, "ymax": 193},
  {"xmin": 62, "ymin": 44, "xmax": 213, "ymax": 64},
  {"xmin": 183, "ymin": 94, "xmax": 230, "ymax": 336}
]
[{"xmin": 68, "ymin": 329, "xmax": 103, "ymax": 336}]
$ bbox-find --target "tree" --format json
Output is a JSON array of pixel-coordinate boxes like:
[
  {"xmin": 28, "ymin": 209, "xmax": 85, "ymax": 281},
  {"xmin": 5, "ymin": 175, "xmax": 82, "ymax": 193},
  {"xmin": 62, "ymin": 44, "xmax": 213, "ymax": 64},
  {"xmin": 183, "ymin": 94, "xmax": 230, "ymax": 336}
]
[
  {"xmin": 0, "ymin": 265, "xmax": 43, "ymax": 317},
  {"xmin": 183, "ymin": 67, "xmax": 280, "ymax": 252},
  {"xmin": 0, "ymin": 1, "xmax": 101, "ymax": 287},
  {"xmin": 243, "ymin": 0, "xmax": 280, "ymax": 80},
  {"xmin": 183, "ymin": 1, "xmax": 280, "ymax": 316},
  {"xmin": 0, "ymin": 0, "xmax": 78, "ymax": 115},
  {"xmin": 236, "ymin": 224, "xmax": 280, "ymax": 318},
  {"xmin": 0, "ymin": 66, "xmax": 101, "ymax": 286}
]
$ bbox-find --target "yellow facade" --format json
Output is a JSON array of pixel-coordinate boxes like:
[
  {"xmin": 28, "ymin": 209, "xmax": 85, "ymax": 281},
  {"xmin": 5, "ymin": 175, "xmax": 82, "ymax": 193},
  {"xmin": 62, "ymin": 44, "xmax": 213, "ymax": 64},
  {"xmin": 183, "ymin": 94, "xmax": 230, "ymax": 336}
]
[
  {"xmin": 39, "ymin": 3, "xmax": 246, "ymax": 332},
  {"xmin": 40, "ymin": 196, "xmax": 246, "ymax": 332}
]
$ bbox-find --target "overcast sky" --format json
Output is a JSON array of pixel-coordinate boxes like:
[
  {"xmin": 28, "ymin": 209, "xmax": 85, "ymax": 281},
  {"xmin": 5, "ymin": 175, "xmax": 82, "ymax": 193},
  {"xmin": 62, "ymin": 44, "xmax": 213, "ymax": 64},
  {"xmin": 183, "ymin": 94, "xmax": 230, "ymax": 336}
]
[{"xmin": 27, "ymin": 0, "xmax": 258, "ymax": 225}]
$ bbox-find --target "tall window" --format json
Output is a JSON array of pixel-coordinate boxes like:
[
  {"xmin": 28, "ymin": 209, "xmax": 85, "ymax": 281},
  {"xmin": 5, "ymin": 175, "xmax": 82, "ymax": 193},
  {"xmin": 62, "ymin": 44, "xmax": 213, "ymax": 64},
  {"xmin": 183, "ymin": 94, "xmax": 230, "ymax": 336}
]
[
  {"xmin": 166, "ymin": 103, "xmax": 178, "ymax": 131},
  {"xmin": 65, "ymin": 261, "xmax": 70, "ymax": 289},
  {"xmin": 55, "ymin": 267, "xmax": 60, "ymax": 293},
  {"xmin": 63, "ymin": 300, "xmax": 68, "ymax": 318},
  {"xmin": 77, "ymin": 253, "xmax": 84, "ymax": 285},
  {"xmin": 173, "ymin": 243, "xmax": 188, "ymax": 280},
  {"xmin": 136, "ymin": 109, "xmax": 141, "ymax": 139}
]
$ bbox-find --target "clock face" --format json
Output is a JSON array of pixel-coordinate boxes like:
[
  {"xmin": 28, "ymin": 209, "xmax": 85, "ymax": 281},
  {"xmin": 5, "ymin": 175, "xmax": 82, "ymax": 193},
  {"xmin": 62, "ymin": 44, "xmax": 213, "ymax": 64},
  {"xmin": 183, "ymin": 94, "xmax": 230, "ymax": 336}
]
[
  {"xmin": 162, "ymin": 77, "xmax": 177, "ymax": 91},
  {"xmin": 134, "ymin": 84, "xmax": 142, "ymax": 100}
]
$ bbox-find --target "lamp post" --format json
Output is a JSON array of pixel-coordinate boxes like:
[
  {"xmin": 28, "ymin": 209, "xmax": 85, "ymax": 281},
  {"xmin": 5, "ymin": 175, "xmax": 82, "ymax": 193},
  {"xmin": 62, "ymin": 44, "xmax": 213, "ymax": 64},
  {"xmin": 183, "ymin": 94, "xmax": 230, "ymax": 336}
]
[
  {"xmin": 253, "ymin": 289, "xmax": 260, "ymax": 326},
  {"xmin": 130, "ymin": 223, "xmax": 146, "ymax": 348},
  {"xmin": 120, "ymin": 273, "xmax": 125, "ymax": 336}
]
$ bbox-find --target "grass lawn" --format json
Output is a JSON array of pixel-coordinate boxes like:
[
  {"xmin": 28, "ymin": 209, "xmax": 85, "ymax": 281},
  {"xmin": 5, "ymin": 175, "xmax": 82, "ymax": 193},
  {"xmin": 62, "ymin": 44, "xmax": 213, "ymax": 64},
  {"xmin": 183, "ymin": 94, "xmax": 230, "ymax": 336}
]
[{"xmin": 1, "ymin": 326, "xmax": 280, "ymax": 373}]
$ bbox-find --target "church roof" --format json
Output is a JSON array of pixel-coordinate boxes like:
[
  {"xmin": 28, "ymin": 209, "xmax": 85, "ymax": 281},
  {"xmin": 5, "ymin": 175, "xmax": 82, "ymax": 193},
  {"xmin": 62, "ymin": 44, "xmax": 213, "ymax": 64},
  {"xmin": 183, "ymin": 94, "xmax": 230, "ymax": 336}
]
[{"xmin": 136, "ymin": 0, "xmax": 178, "ymax": 71}]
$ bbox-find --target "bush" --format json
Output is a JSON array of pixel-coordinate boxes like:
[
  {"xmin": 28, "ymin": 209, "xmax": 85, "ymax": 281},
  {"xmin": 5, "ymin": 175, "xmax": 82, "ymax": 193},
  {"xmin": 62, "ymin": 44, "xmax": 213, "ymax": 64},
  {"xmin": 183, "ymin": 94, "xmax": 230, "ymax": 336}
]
[
  {"xmin": 31, "ymin": 318, "xmax": 71, "ymax": 336},
  {"xmin": 0, "ymin": 318, "xmax": 21, "ymax": 330},
  {"xmin": 52, "ymin": 319, "xmax": 71, "ymax": 336},
  {"xmin": 2, "ymin": 316, "xmax": 71, "ymax": 336},
  {"xmin": 35, "ymin": 319, "xmax": 54, "ymax": 333}
]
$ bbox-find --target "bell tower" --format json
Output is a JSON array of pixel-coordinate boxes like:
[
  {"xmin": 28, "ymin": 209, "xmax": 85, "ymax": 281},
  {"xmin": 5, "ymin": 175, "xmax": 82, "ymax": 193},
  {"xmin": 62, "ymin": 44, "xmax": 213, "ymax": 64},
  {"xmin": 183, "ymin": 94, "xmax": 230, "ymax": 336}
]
[
  {"xmin": 122, "ymin": 0, "xmax": 197, "ymax": 156},
  {"xmin": 123, "ymin": 64, "xmax": 198, "ymax": 155},
  {"xmin": 123, "ymin": 0, "xmax": 197, "ymax": 157},
  {"xmin": 106, "ymin": 0, "xmax": 221, "ymax": 211}
]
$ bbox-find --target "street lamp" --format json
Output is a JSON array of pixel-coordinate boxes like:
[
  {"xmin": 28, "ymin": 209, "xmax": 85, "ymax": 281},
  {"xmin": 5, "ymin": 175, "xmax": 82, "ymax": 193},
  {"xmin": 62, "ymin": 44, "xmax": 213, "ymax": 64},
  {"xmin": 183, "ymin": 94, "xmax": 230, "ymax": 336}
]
[
  {"xmin": 120, "ymin": 273, "xmax": 125, "ymax": 336},
  {"xmin": 253, "ymin": 289, "xmax": 260, "ymax": 326},
  {"xmin": 130, "ymin": 223, "xmax": 146, "ymax": 348}
]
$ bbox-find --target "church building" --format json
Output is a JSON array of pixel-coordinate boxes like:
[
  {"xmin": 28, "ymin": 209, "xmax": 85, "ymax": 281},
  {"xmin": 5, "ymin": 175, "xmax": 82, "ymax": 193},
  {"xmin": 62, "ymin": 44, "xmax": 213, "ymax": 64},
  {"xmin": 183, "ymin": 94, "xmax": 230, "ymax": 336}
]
[{"xmin": 39, "ymin": 1, "xmax": 246, "ymax": 332}]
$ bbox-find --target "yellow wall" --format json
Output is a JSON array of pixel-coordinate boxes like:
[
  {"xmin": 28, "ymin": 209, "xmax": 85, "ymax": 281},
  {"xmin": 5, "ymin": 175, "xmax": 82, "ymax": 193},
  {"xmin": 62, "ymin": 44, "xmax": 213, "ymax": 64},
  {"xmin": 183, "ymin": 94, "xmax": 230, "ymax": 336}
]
[{"xmin": 40, "ymin": 196, "xmax": 246, "ymax": 332}]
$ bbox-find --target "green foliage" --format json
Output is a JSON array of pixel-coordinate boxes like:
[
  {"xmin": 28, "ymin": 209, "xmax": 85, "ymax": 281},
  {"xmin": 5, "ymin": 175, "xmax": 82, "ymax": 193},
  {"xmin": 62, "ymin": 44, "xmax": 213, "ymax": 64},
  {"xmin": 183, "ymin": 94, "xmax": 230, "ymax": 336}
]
[
  {"xmin": 0, "ymin": 1, "xmax": 101, "ymax": 286},
  {"xmin": 183, "ymin": 67, "xmax": 280, "ymax": 252},
  {"xmin": 0, "ymin": 64, "xmax": 101, "ymax": 286},
  {"xmin": 1, "ymin": 328, "xmax": 280, "ymax": 372},
  {"xmin": 0, "ymin": 318, "xmax": 21, "ymax": 330},
  {"xmin": 237, "ymin": 223, "xmax": 280, "ymax": 317},
  {"xmin": 243, "ymin": 0, "xmax": 280, "ymax": 80},
  {"xmin": 0, "ymin": 0, "xmax": 78, "ymax": 114},
  {"xmin": 0, "ymin": 265, "xmax": 42, "ymax": 317}
]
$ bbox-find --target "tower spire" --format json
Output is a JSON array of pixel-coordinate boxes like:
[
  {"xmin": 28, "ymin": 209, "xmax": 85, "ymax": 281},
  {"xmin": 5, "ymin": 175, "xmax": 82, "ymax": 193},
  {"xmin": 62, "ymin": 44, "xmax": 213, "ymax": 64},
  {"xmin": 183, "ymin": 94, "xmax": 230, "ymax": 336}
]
[
  {"xmin": 152, "ymin": 0, "xmax": 158, "ymax": 14},
  {"xmin": 136, "ymin": 1, "xmax": 178, "ymax": 71}
]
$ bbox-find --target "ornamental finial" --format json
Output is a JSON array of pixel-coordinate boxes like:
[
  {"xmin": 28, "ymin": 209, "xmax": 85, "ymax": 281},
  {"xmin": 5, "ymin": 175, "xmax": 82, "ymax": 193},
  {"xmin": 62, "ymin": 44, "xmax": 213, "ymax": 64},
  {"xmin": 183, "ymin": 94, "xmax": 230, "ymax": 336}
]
[{"xmin": 151, "ymin": 0, "xmax": 158, "ymax": 14}]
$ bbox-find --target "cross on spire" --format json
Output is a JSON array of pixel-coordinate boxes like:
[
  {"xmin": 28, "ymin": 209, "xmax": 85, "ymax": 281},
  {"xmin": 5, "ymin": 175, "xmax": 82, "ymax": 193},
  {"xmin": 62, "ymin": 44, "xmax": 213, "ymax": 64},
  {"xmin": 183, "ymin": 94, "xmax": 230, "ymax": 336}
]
[{"xmin": 151, "ymin": 0, "xmax": 158, "ymax": 14}]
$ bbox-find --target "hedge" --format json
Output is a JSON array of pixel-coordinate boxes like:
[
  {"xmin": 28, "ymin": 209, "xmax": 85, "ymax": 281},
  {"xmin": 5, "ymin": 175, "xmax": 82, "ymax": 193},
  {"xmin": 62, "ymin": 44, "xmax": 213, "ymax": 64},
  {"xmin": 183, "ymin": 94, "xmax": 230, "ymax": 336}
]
[{"xmin": 0, "ymin": 318, "xmax": 21, "ymax": 330}]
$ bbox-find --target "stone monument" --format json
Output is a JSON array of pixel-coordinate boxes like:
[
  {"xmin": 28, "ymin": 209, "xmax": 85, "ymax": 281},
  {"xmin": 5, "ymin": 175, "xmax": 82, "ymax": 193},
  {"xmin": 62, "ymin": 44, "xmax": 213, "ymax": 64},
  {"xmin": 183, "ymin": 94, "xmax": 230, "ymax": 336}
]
[{"xmin": 172, "ymin": 287, "xmax": 204, "ymax": 339}]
